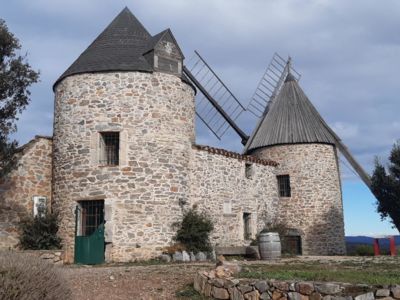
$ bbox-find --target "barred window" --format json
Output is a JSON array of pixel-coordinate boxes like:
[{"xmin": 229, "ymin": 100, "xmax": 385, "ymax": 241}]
[
  {"xmin": 277, "ymin": 175, "xmax": 291, "ymax": 197},
  {"xmin": 99, "ymin": 132, "xmax": 119, "ymax": 166}
]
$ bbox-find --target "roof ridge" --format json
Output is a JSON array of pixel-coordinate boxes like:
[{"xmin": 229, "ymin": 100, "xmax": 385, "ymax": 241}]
[{"xmin": 193, "ymin": 144, "xmax": 278, "ymax": 166}]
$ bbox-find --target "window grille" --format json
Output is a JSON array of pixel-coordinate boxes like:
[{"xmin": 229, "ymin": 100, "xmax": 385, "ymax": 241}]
[
  {"xmin": 99, "ymin": 132, "xmax": 119, "ymax": 165},
  {"xmin": 80, "ymin": 200, "xmax": 104, "ymax": 236},
  {"xmin": 277, "ymin": 175, "xmax": 291, "ymax": 197}
]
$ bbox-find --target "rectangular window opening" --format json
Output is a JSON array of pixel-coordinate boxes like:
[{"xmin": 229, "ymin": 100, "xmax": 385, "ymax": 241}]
[
  {"xmin": 99, "ymin": 132, "xmax": 119, "ymax": 166},
  {"xmin": 277, "ymin": 175, "xmax": 291, "ymax": 197},
  {"xmin": 243, "ymin": 212, "xmax": 251, "ymax": 240},
  {"xmin": 245, "ymin": 163, "xmax": 253, "ymax": 179}
]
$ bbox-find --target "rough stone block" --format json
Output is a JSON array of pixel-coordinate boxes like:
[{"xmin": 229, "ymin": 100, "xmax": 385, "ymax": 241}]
[
  {"xmin": 172, "ymin": 251, "xmax": 183, "ymax": 262},
  {"xmin": 189, "ymin": 251, "xmax": 196, "ymax": 261},
  {"xmin": 310, "ymin": 292, "xmax": 322, "ymax": 300},
  {"xmin": 315, "ymin": 283, "xmax": 342, "ymax": 295},
  {"xmin": 391, "ymin": 286, "xmax": 400, "ymax": 299},
  {"xmin": 255, "ymin": 281, "xmax": 269, "ymax": 293},
  {"xmin": 238, "ymin": 285, "xmax": 254, "ymax": 294},
  {"xmin": 195, "ymin": 251, "xmax": 207, "ymax": 261},
  {"xmin": 182, "ymin": 250, "xmax": 190, "ymax": 262},
  {"xmin": 244, "ymin": 290, "xmax": 260, "ymax": 300},
  {"xmin": 260, "ymin": 292, "xmax": 272, "ymax": 300},
  {"xmin": 274, "ymin": 281, "xmax": 290, "ymax": 292},
  {"xmin": 297, "ymin": 282, "xmax": 314, "ymax": 295},
  {"xmin": 159, "ymin": 254, "xmax": 171, "ymax": 263},
  {"xmin": 376, "ymin": 289, "xmax": 391, "ymax": 297},
  {"xmin": 289, "ymin": 292, "xmax": 304, "ymax": 300},
  {"xmin": 354, "ymin": 292, "xmax": 374, "ymax": 300},
  {"xmin": 229, "ymin": 287, "xmax": 245, "ymax": 300},
  {"xmin": 212, "ymin": 286, "xmax": 230, "ymax": 299}
]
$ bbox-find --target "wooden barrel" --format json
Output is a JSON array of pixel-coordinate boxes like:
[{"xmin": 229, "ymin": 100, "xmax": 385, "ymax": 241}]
[{"xmin": 258, "ymin": 232, "xmax": 281, "ymax": 260}]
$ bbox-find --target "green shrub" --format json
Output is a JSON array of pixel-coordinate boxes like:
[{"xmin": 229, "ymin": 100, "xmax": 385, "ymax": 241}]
[
  {"xmin": 173, "ymin": 207, "xmax": 214, "ymax": 253},
  {"xmin": 354, "ymin": 244, "xmax": 374, "ymax": 256},
  {"xmin": 0, "ymin": 251, "xmax": 71, "ymax": 299},
  {"xmin": 18, "ymin": 212, "xmax": 62, "ymax": 250}
]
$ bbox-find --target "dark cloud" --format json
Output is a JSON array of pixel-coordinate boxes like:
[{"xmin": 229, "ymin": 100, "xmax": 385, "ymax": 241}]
[{"xmin": 3, "ymin": 0, "xmax": 399, "ymax": 181}]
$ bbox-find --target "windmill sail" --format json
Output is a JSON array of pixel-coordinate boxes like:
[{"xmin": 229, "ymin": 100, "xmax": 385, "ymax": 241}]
[
  {"xmin": 183, "ymin": 51, "xmax": 249, "ymax": 144},
  {"xmin": 247, "ymin": 53, "xmax": 301, "ymax": 118}
]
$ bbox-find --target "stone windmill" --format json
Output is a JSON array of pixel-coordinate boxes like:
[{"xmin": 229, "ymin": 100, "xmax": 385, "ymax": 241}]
[{"xmin": 51, "ymin": 7, "xmax": 370, "ymax": 262}]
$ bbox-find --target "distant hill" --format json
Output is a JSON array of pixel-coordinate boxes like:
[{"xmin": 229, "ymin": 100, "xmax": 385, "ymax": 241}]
[{"xmin": 346, "ymin": 235, "xmax": 400, "ymax": 246}]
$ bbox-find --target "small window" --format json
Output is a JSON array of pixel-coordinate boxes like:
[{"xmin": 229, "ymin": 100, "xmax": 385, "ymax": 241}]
[
  {"xmin": 33, "ymin": 196, "xmax": 47, "ymax": 217},
  {"xmin": 243, "ymin": 213, "xmax": 251, "ymax": 240},
  {"xmin": 99, "ymin": 132, "xmax": 119, "ymax": 166},
  {"xmin": 245, "ymin": 163, "xmax": 254, "ymax": 179},
  {"xmin": 277, "ymin": 175, "xmax": 291, "ymax": 197}
]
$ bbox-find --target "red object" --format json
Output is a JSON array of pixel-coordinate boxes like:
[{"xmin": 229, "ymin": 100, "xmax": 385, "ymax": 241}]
[
  {"xmin": 390, "ymin": 236, "xmax": 397, "ymax": 256},
  {"xmin": 373, "ymin": 239, "xmax": 380, "ymax": 256}
]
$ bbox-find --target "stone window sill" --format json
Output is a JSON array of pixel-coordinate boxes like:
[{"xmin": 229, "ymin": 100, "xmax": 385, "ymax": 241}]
[{"xmin": 223, "ymin": 213, "xmax": 236, "ymax": 217}]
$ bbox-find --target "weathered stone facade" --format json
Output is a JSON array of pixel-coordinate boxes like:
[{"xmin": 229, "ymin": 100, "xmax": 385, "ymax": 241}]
[
  {"xmin": 251, "ymin": 143, "xmax": 346, "ymax": 255},
  {"xmin": 53, "ymin": 71, "xmax": 195, "ymax": 262},
  {"xmin": 0, "ymin": 136, "xmax": 53, "ymax": 249},
  {"xmin": 190, "ymin": 146, "xmax": 279, "ymax": 247}
]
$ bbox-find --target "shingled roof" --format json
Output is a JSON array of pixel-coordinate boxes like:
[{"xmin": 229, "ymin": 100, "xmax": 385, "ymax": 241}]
[
  {"xmin": 245, "ymin": 73, "xmax": 337, "ymax": 152},
  {"xmin": 54, "ymin": 7, "xmax": 188, "ymax": 89}
]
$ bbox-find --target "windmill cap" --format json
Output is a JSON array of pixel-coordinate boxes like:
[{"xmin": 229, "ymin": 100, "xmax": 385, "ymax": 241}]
[{"xmin": 285, "ymin": 72, "xmax": 296, "ymax": 82}]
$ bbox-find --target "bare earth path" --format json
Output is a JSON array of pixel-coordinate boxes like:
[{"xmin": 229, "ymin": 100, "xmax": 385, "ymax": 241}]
[{"xmin": 62, "ymin": 263, "xmax": 212, "ymax": 300}]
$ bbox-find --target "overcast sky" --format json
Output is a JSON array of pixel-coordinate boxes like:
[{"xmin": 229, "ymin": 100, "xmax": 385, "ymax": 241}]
[{"xmin": 2, "ymin": 0, "xmax": 399, "ymax": 236}]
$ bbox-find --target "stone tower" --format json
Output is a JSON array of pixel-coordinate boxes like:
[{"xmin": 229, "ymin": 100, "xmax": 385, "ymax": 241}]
[
  {"xmin": 245, "ymin": 73, "xmax": 346, "ymax": 255},
  {"xmin": 52, "ymin": 8, "xmax": 195, "ymax": 262}
]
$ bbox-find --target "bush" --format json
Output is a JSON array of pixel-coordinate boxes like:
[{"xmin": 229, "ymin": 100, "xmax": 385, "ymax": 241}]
[
  {"xmin": 0, "ymin": 251, "xmax": 71, "ymax": 299},
  {"xmin": 173, "ymin": 207, "xmax": 214, "ymax": 253},
  {"xmin": 18, "ymin": 212, "xmax": 62, "ymax": 250},
  {"xmin": 354, "ymin": 245, "xmax": 374, "ymax": 256},
  {"xmin": 260, "ymin": 221, "xmax": 290, "ymax": 239}
]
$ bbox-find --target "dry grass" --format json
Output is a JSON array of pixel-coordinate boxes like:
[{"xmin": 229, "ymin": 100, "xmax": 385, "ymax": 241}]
[{"xmin": 0, "ymin": 251, "xmax": 71, "ymax": 300}]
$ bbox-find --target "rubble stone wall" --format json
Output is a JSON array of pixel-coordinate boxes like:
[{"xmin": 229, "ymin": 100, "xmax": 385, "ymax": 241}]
[
  {"xmin": 189, "ymin": 147, "xmax": 279, "ymax": 247},
  {"xmin": 53, "ymin": 71, "xmax": 195, "ymax": 262},
  {"xmin": 251, "ymin": 143, "xmax": 346, "ymax": 255},
  {"xmin": 0, "ymin": 137, "xmax": 53, "ymax": 249},
  {"xmin": 194, "ymin": 272, "xmax": 400, "ymax": 300}
]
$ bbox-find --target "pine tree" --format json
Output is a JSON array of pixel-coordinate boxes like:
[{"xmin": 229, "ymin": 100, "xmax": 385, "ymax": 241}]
[
  {"xmin": 371, "ymin": 141, "xmax": 400, "ymax": 232},
  {"xmin": 0, "ymin": 19, "xmax": 39, "ymax": 176}
]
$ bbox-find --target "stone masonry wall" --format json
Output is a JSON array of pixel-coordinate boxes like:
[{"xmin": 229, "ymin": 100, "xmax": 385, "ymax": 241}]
[
  {"xmin": 53, "ymin": 71, "xmax": 195, "ymax": 262},
  {"xmin": 251, "ymin": 144, "xmax": 346, "ymax": 255},
  {"xmin": 194, "ymin": 271, "xmax": 400, "ymax": 300},
  {"xmin": 189, "ymin": 146, "xmax": 279, "ymax": 247},
  {"xmin": 0, "ymin": 136, "xmax": 53, "ymax": 249}
]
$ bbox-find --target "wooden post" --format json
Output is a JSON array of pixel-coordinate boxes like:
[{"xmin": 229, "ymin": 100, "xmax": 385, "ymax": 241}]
[
  {"xmin": 389, "ymin": 236, "xmax": 397, "ymax": 256},
  {"xmin": 373, "ymin": 238, "xmax": 380, "ymax": 256}
]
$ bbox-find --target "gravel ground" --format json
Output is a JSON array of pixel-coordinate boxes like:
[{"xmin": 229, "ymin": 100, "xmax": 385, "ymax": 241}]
[{"xmin": 62, "ymin": 263, "xmax": 213, "ymax": 300}]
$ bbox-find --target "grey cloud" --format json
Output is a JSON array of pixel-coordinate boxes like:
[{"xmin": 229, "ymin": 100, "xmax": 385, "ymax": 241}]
[{"xmin": 2, "ymin": 0, "xmax": 399, "ymax": 183}]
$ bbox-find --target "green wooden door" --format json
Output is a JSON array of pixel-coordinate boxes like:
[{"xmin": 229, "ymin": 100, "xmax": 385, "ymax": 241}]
[{"xmin": 74, "ymin": 201, "xmax": 105, "ymax": 264}]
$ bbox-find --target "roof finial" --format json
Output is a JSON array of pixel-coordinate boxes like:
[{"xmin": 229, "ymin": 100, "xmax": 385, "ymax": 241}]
[
  {"xmin": 287, "ymin": 56, "xmax": 292, "ymax": 74},
  {"xmin": 285, "ymin": 56, "xmax": 296, "ymax": 82}
]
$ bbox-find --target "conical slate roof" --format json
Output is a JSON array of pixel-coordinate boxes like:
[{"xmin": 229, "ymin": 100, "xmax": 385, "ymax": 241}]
[
  {"xmin": 245, "ymin": 73, "xmax": 337, "ymax": 152},
  {"xmin": 54, "ymin": 7, "xmax": 154, "ymax": 88}
]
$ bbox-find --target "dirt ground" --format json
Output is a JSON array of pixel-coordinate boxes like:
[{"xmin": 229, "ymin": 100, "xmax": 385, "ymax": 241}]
[
  {"xmin": 61, "ymin": 256, "xmax": 400, "ymax": 300},
  {"xmin": 62, "ymin": 262, "xmax": 213, "ymax": 300}
]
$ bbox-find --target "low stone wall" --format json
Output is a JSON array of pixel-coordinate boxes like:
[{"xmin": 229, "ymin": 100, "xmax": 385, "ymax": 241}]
[
  {"xmin": 194, "ymin": 272, "xmax": 400, "ymax": 300},
  {"xmin": 21, "ymin": 250, "xmax": 64, "ymax": 265}
]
